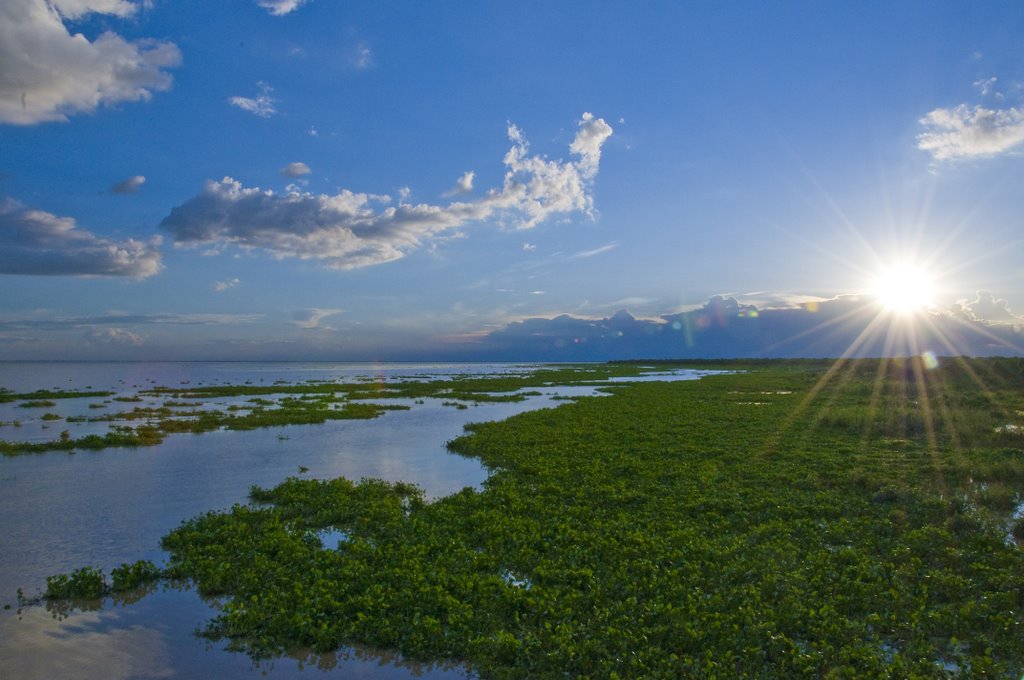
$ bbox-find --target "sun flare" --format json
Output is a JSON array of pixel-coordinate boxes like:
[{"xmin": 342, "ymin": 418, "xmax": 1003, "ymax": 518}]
[{"xmin": 871, "ymin": 265, "xmax": 934, "ymax": 314}]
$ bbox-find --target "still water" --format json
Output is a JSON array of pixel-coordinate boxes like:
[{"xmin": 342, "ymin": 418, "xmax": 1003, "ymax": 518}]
[{"xmin": 0, "ymin": 362, "xmax": 704, "ymax": 679}]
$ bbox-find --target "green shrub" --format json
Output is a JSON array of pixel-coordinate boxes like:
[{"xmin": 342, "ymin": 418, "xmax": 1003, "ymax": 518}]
[
  {"xmin": 111, "ymin": 560, "xmax": 162, "ymax": 591},
  {"xmin": 45, "ymin": 566, "xmax": 107, "ymax": 599}
]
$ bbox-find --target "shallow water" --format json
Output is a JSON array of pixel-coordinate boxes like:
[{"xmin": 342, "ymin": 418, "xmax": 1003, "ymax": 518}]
[{"xmin": 0, "ymin": 362, "xmax": 708, "ymax": 679}]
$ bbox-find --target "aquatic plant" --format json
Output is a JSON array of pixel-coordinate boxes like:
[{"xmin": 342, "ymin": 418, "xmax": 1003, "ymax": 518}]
[
  {"xmin": 0, "ymin": 389, "xmax": 114, "ymax": 404},
  {"xmin": 44, "ymin": 566, "xmax": 106, "ymax": 600},
  {"xmin": 38, "ymin": 561, "xmax": 162, "ymax": 602},
  {"xmin": 18, "ymin": 400, "xmax": 56, "ymax": 408},
  {"xmin": 110, "ymin": 560, "xmax": 161, "ymax": 592},
  {"xmin": 58, "ymin": 358, "xmax": 1017, "ymax": 677}
]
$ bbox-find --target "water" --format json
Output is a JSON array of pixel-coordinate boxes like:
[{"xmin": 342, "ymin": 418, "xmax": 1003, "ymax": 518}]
[{"xmin": 0, "ymin": 362, "xmax": 708, "ymax": 679}]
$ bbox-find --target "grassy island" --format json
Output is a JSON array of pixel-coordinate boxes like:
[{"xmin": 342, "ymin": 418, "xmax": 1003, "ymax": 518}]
[
  {"xmin": 36, "ymin": 359, "xmax": 1024, "ymax": 677},
  {"xmin": 0, "ymin": 364, "xmax": 646, "ymax": 456}
]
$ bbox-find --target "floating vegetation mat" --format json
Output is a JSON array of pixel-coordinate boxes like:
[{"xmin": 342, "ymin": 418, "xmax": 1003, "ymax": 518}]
[
  {"xmin": 26, "ymin": 358, "xmax": 1024, "ymax": 677},
  {"xmin": 0, "ymin": 364, "xmax": 654, "ymax": 456}
]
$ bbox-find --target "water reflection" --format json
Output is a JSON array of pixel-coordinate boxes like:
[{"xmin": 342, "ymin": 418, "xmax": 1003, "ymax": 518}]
[
  {"xmin": 6, "ymin": 585, "xmax": 469, "ymax": 679},
  {"xmin": 1, "ymin": 603, "xmax": 174, "ymax": 680},
  {"xmin": 0, "ymin": 362, "xmax": 709, "ymax": 679}
]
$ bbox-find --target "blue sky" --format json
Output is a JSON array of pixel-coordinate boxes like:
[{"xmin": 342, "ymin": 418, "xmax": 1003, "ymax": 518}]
[{"xmin": 1, "ymin": 1, "xmax": 1023, "ymax": 360}]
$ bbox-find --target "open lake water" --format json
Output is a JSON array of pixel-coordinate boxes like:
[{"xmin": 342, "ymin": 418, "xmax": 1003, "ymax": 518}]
[{"xmin": 0, "ymin": 362, "xmax": 706, "ymax": 679}]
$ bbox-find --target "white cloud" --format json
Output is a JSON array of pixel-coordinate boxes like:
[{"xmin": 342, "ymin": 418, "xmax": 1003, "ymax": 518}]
[
  {"xmin": 110, "ymin": 175, "xmax": 145, "ymax": 194},
  {"xmin": 973, "ymin": 76, "xmax": 998, "ymax": 97},
  {"xmin": 0, "ymin": 198, "xmax": 162, "ymax": 277},
  {"xmin": 160, "ymin": 114, "xmax": 614, "ymax": 269},
  {"xmin": 90, "ymin": 327, "xmax": 143, "ymax": 345},
  {"xmin": 569, "ymin": 112, "xmax": 614, "ymax": 179},
  {"xmin": 917, "ymin": 103, "xmax": 1024, "ymax": 160},
  {"xmin": 291, "ymin": 308, "xmax": 343, "ymax": 329},
  {"xmin": 308, "ymin": 125, "xmax": 319, "ymax": 137},
  {"xmin": 955, "ymin": 290, "xmax": 1024, "ymax": 325},
  {"xmin": 228, "ymin": 82, "xmax": 277, "ymax": 118},
  {"xmin": 444, "ymin": 171, "xmax": 475, "ymax": 197},
  {"xmin": 0, "ymin": 0, "xmax": 181, "ymax": 125},
  {"xmin": 522, "ymin": 242, "xmax": 536, "ymax": 251},
  {"xmin": 352, "ymin": 44, "xmax": 372, "ymax": 69},
  {"xmin": 280, "ymin": 162, "xmax": 311, "ymax": 177},
  {"xmin": 213, "ymin": 277, "xmax": 240, "ymax": 292},
  {"xmin": 568, "ymin": 242, "xmax": 618, "ymax": 260},
  {"xmin": 51, "ymin": 0, "xmax": 137, "ymax": 18},
  {"xmin": 255, "ymin": 0, "xmax": 309, "ymax": 16}
]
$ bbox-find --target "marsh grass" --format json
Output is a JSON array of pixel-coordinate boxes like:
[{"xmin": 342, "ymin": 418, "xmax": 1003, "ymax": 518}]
[
  {"xmin": 0, "ymin": 389, "xmax": 114, "ymax": 404},
  {"xmin": 0, "ymin": 364, "xmax": 656, "ymax": 457},
  {"xmin": 39, "ymin": 358, "xmax": 1024, "ymax": 677},
  {"xmin": 17, "ymin": 400, "xmax": 56, "ymax": 409}
]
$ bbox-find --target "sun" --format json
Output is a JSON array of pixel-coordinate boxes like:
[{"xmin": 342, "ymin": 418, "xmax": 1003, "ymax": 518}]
[{"xmin": 871, "ymin": 264, "xmax": 934, "ymax": 314}]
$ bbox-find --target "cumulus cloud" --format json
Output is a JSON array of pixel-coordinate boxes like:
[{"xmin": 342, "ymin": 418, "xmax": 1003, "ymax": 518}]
[
  {"xmin": 213, "ymin": 277, "xmax": 240, "ymax": 292},
  {"xmin": 0, "ymin": 198, "xmax": 162, "ymax": 277},
  {"xmin": 160, "ymin": 113, "xmax": 614, "ymax": 269},
  {"xmin": 51, "ymin": 0, "xmax": 137, "ymax": 18},
  {"xmin": 280, "ymin": 162, "xmax": 311, "ymax": 177},
  {"xmin": 917, "ymin": 103, "xmax": 1024, "ymax": 160},
  {"xmin": 0, "ymin": 0, "xmax": 181, "ymax": 125},
  {"xmin": 444, "ymin": 171, "xmax": 475, "ymax": 197},
  {"xmin": 569, "ymin": 112, "xmax": 614, "ymax": 179},
  {"xmin": 476, "ymin": 294, "xmax": 1023, "ymax": 361},
  {"xmin": 110, "ymin": 175, "xmax": 145, "ymax": 194},
  {"xmin": 255, "ymin": 0, "xmax": 310, "ymax": 15},
  {"xmin": 228, "ymin": 82, "xmax": 276, "ymax": 118}
]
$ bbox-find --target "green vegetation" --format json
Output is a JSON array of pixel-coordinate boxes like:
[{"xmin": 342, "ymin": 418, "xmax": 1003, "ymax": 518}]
[
  {"xmin": 0, "ymin": 365, "xmax": 650, "ymax": 456},
  {"xmin": 39, "ymin": 357, "xmax": 1024, "ymax": 677},
  {"xmin": 0, "ymin": 399, "xmax": 412, "ymax": 456},
  {"xmin": 0, "ymin": 389, "xmax": 115, "ymax": 404},
  {"xmin": 40, "ymin": 561, "xmax": 161, "ymax": 600},
  {"xmin": 0, "ymin": 428, "xmax": 160, "ymax": 455},
  {"xmin": 18, "ymin": 400, "xmax": 56, "ymax": 408},
  {"xmin": 44, "ymin": 566, "xmax": 107, "ymax": 600}
]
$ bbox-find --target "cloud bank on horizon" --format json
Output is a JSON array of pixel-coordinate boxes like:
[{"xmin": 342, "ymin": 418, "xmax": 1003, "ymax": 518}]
[
  {"xmin": 3, "ymin": 293, "xmax": 1020, "ymax": 361},
  {"xmin": 468, "ymin": 294, "xmax": 1024, "ymax": 362}
]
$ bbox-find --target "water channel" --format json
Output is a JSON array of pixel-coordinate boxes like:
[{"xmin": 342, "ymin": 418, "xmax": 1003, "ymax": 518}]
[{"xmin": 0, "ymin": 362, "xmax": 707, "ymax": 679}]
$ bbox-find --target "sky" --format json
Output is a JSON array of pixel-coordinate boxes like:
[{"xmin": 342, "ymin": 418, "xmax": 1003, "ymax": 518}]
[{"xmin": 1, "ymin": 0, "xmax": 1023, "ymax": 361}]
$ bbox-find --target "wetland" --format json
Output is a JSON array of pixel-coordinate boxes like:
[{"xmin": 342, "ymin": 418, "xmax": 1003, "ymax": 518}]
[{"xmin": 4, "ymin": 358, "xmax": 1024, "ymax": 678}]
